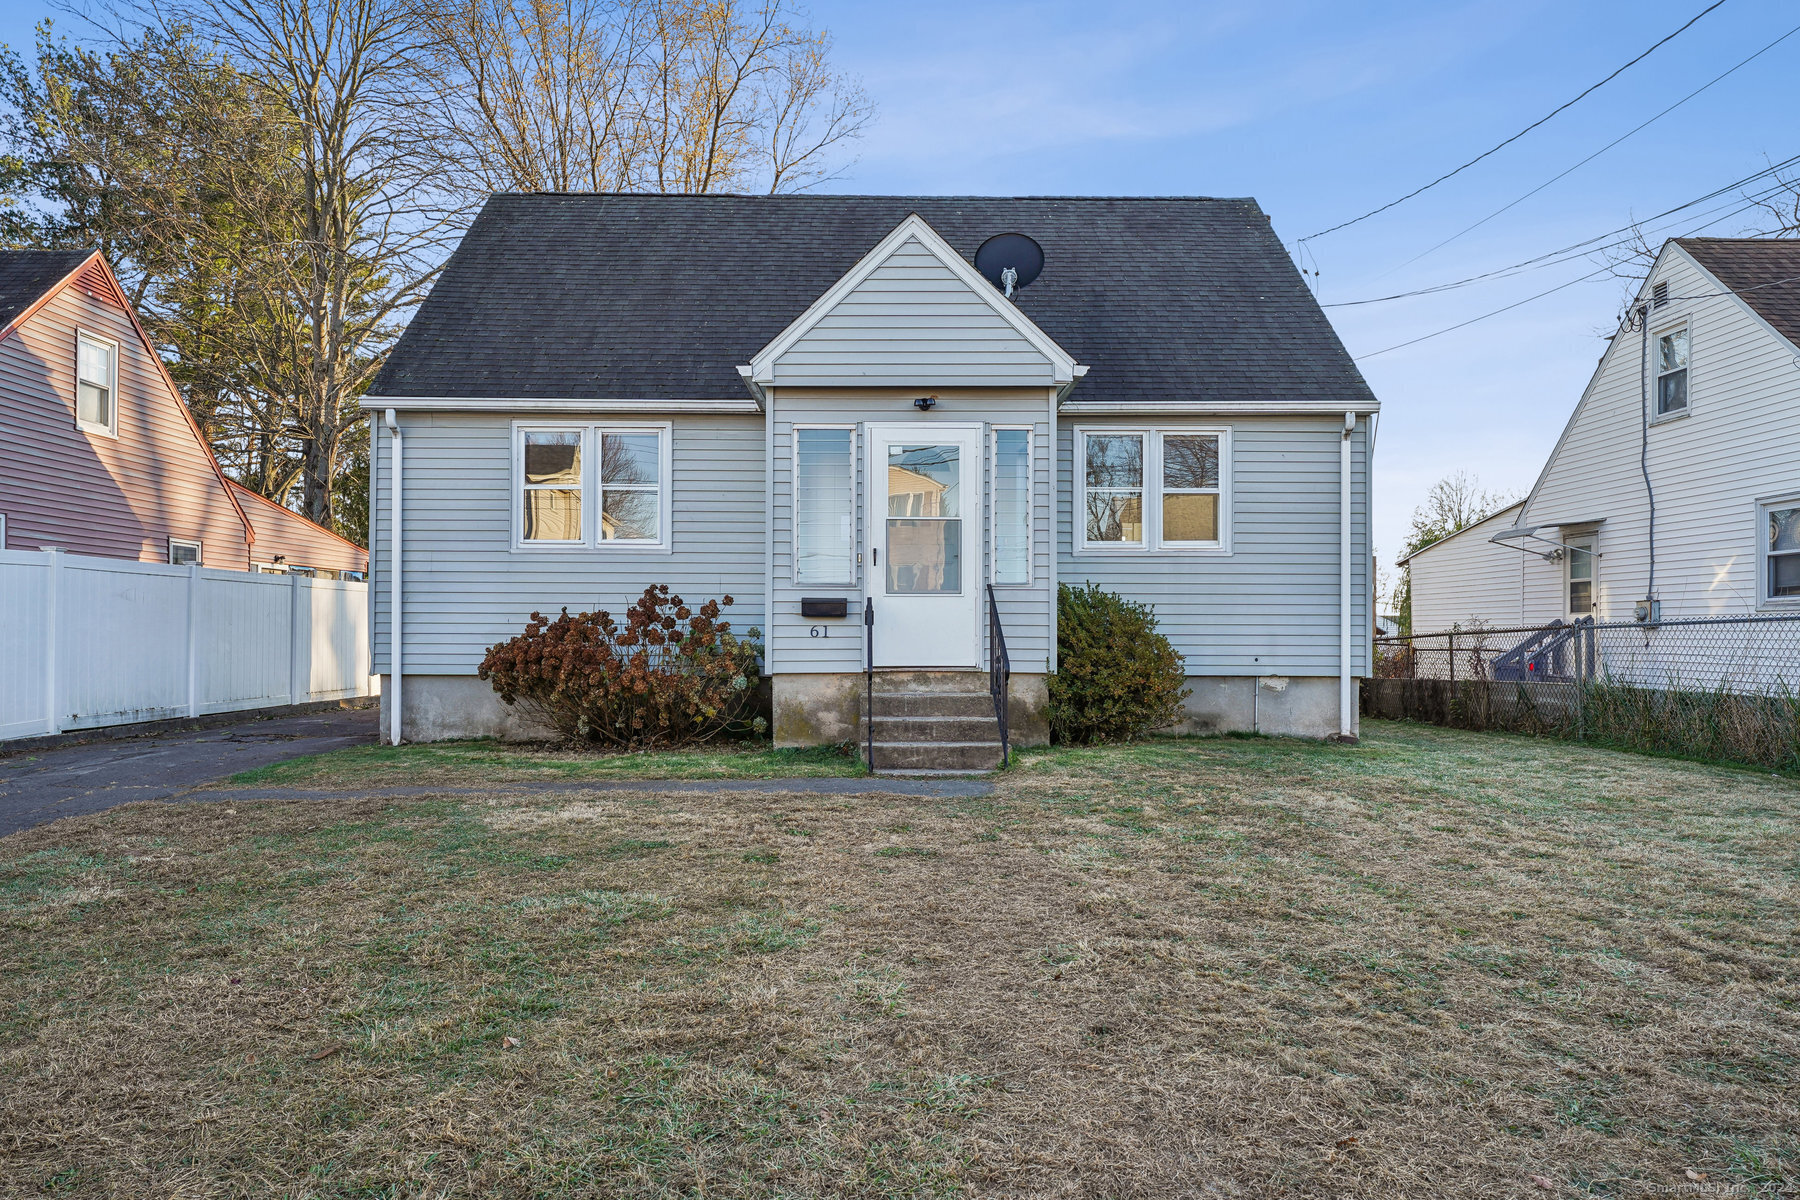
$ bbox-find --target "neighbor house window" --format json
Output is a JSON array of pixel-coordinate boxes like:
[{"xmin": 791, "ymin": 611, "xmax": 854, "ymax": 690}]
[
  {"xmin": 168, "ymin": 538, "xmax": 202, "ymax": 566},
  {"xmin": 514, "ymin": 424, "xmax": 669, "ymax": 548},
  {"xmin": 1765, "ymin": 501, "xmax": 1800, "ymax": 602},
  {"xmin": 993, "ymin": 427, "xmax": 1032, "ymax": 584},
  {"xmin": 1655, "ymin": 326, "xmax": 1689, "ymax": 417},
  {"xmin": 76, "ymin": 332, "xmax": 117, "ymax": 435},
  {"xmin": 1565, "ymin": 535, "xmax": 1595, "ymax": 616},
  {"xmin": 1078, "ymin": 427, "xmax": 1229, "ymax": 552},
  {"xmin": 794, "ymin": 426, "xmax": 854, "ymax": 584}
]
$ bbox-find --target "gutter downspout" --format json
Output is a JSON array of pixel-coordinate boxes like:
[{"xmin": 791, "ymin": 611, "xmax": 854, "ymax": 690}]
[
  {"xmin": 1340, "ymin": 410, "xmax": 1356, "ymax": 741},
  {"xmin": 385, "ymin": 408, "xmax": 403, "ymax": 746}
]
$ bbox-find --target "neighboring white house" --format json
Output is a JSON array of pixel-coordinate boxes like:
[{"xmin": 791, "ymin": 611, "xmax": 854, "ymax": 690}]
[{"xmin": 1404, "ymin": 238, "xmax": 1800, "ymax": 635}]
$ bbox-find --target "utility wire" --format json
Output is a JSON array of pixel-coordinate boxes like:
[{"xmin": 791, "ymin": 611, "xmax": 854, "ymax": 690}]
[
  {"xmin": 1323, "ymin": 158, "xmax": 1800, "ymax": 307},
  {"xmin": 1300, "ymin": 0, "xmax": 1730, "ymax": 243},
  {"xmin": 1379, "ymin": 20, "xmax": 1800, "ymax": 275},
  {"xmin": 1357, "ymin": 267, "xmax": 1800, "ymax": 360}
]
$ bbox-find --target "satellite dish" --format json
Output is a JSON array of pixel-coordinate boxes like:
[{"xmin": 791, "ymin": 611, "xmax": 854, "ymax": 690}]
[{"xmin": 975, "ymin": 233, "xmax": 1044, "ymax": 298}]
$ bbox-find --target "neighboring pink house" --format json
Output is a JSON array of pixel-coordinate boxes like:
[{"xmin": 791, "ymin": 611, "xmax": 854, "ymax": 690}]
[{"xmin": 0, "ymin": 249, "xmax": 367, "ymax": 577}]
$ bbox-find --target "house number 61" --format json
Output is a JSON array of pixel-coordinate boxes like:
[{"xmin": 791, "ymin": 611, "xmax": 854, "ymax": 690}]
[{"xmin": 809, "ymin": 625, "xmax": 829, "ymax": 638}]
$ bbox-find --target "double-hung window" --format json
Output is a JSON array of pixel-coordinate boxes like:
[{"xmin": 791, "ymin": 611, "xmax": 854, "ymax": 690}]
[
  {"xmin": 76, "ymin": 333, "xmax": 117, "ymax": 435},
  {"xmin": 515, "ymin": 423, "xmax": 669, "ymax": 548},
  {"xmin": 793, "ymin": 426, "xmax": 855, "ymax": 584},
  {"xmin": 1655, "ymin": 325, "xmax": 1689, "ymax": 417},
  {"xmin": 1764, "ymin": 499, "xmax": 1800, "ymax": 604},
  {"xmin": 1078, "ymin": 427, "xmax": 1228, "ymax": 552}
]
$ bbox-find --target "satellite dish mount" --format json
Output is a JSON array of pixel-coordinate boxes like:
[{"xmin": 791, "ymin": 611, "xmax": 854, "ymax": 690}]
[{"xmin": 975, "ymin": 233, "xmax": 1044, "ymax": 300}]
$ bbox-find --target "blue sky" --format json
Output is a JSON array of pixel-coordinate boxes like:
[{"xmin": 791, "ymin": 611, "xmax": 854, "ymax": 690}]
[{"xmin": 5, "ymin": 0, "xmax": 1796, "ymax": 577}]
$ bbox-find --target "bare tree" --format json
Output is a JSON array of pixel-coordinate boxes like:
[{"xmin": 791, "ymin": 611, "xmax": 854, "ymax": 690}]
[
  {"xmin": 1394, "ymin": 470, "xmax": 1516, "ymax": 633},
  {"xmin": 410, "ymin": 0, "xmax": 869, "ymax": 197},
  {"xmin": 166, "ymin": 0, "xmax": 470, "ymax": 528}
]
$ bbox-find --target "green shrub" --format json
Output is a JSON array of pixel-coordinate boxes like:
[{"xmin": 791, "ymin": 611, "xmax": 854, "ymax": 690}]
[{"xmin": 1047, "ymin": 583, "xmax": 1189, "ymax": 744}]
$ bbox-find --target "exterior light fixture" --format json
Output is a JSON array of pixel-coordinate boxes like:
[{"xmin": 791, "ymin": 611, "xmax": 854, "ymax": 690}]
[{"xmin": 913, "ymin": 395, "xmax": 937, "ymax": 412}]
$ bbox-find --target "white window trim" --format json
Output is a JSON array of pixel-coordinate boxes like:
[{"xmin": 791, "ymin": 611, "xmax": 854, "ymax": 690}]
[
  {"xmin": 1563, "ymin": 533, "xmax": 1597, "ymax": 620},
  {"xmin": 168, "ymin": 537, "xmax": 203, "ymax": 566},
  {"xmin": 1756, "ymin": 493, "xmax": 1800, "ymax": 610},
  {"xmin": 1650, "ymin": 318, "xmax": 1692, "ymax": 424},
  {"xmin": 991, "ymin": 424, "xmax": 1035, "ymax": 587},
  {"xmin": 75, "ymin": 330, "xmax": 119, "ymax": 438},
  {"xmin": 791, "ymin": 422, "xmax": 858, "ymax": 586},
  {"xmin": 1074, "ymin": 424, "xmax": 1232, "ymax": 555},
  {"xmin": 0, "ymin": 513, "xmax": 7, "ymax": 549},
  {"xmin": 510, "ymin": 420, "xmax": 672, "ymax": 552}
]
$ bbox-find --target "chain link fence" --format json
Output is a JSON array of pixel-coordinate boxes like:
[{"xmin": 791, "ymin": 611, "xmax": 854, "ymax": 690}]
[{"xmin": 1367, "ymin": 614, "xmax": 1800, "ymax": 769}]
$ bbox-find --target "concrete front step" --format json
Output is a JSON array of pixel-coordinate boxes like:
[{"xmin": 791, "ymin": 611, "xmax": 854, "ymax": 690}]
[
  {"xmin": 869, "ymin": 740, "xmax": 1004, "ymax": 772},
  {"xmin": 871, "ymin": 692, "xmax": 996, "ymax": 719},
  {"xmin": 871, "ymin": 714, "xmax": 999, "ymax": 742},
  {"xmin": 869, "ymin": 670, "xmax": 991, "ymax": 695}
]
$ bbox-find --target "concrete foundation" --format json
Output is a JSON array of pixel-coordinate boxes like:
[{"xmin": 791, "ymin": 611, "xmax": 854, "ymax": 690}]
[
  {"xmin": 1171, "ymin": 674, "xmax": 1354, "ymax": 739},
  {"xmin": 773, "ymin": 671, "xmax": 1050, "ymax": 749},
  {"xmin": 381, "ymin": 674, "xmax": 557, "ymax": 743}
]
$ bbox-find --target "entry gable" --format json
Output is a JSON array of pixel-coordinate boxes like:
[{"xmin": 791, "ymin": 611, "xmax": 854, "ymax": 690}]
[{"xmin": 747, "ymin": 213, "xmax": 1079, "ymax": 388}]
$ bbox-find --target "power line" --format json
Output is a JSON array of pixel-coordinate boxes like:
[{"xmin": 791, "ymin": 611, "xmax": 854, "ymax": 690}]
[
  {"xmin": 1300, "ymin": 0, "xmax": 1730, "ymax": 243},
  {"xmin": 1379, "ymin": 20, "xmax": 1800, "ymax": 275},
  {"xmin": 1357, "ymin": 264, "xmax": 1800, "ymax": 361},
  {"xmin": 1323, "ymin": 156, "xmax": 1800, "ymax": 308}
]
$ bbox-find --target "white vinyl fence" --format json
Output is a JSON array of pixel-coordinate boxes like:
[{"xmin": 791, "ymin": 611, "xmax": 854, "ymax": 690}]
[{"xmin": 1, "ymin": 548, "xmax": 374, "ymax": 741}]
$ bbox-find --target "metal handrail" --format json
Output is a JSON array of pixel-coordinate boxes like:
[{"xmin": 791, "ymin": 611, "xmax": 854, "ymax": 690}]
[
  {"xmin": 863, "ymin": 599, "xmax": 874, "ymax": 771},
  {"xmin": 986, "ymin": 584, "xmax": 1011, "ymax": 768}
]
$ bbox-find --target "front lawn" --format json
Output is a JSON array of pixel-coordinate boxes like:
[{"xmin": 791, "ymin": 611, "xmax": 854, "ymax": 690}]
[{"xmin": 2, "ymin": 721, "xmax": 1796, "ymax": 1197}]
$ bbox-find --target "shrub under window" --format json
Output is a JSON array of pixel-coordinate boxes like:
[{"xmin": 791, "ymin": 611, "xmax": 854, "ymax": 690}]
[
  {"xmin": 1047, "ymin": 583, "xmax": 1189, "ymax": 744},
  {"xmin": 479, "ymin": 585, "xmax": 763, "ymax": 748}
]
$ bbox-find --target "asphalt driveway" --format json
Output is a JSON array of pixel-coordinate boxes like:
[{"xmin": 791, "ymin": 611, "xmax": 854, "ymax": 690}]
[{"xmin": 0, "ymin": 707, "xmax": 380, "ymax": 838}]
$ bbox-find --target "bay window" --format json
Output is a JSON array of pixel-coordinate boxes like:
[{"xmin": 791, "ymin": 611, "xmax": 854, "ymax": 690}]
[{"xmin": 1078, "ymin": 427, "xmax": 1228, "ymax": 552}]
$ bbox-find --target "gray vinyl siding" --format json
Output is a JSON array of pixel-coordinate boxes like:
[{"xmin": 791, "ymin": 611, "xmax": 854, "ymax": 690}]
[
  {"xmin": 371, "ymin": 411, "xmax": 764, "ymax": 675},
  {"xmin": 768, "ymin": 388, "xmax": 1055, "ymax": 674},
  {"xmin": 1058, "ymin": 416, "xmax": 1372, "ymax": 677},
  {"xmin": 770, "ymin": 236, "xmax": 1057, "ymax": 388}
]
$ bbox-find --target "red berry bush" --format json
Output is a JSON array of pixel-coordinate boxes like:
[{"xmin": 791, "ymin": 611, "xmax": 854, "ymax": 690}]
[{"xmin": 478, "ymin": 585, "xmax": 764, "ymax": 749}]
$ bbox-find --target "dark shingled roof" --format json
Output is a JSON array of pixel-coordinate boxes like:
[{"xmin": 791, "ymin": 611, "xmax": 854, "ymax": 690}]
[
  {"xmin": 0, "ymin": 248, "xmax": 95, "ymax": 332},
  {"xmin": 373, "ymin": 194, "xmax": 1375, "ymax": 406},
  {"xmin": 1677, "ymin": 238, "xmax": 1800, "ymax": 350}
]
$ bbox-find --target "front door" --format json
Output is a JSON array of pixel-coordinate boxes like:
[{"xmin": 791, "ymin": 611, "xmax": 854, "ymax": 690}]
[{"xmin": 867, "ymin": 423, "xmax": 982, "ymax": 668}]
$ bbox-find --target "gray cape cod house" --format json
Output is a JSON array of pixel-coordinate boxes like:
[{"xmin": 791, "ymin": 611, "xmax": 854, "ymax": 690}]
[{"xmin": 363, "ymin": 195, "xmax": 1377, "ymax": 764}]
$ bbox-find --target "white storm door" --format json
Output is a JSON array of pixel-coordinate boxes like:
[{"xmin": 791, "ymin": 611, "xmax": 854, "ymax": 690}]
[{"xmin": 867, "ymin": 423, "xmax": 982, "ymax": 668}]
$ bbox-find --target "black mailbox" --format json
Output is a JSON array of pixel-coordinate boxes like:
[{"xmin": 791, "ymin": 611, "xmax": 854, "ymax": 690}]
[{"xmin": 800, "ymin": 597, "xmax": 849, "ymax": 619}]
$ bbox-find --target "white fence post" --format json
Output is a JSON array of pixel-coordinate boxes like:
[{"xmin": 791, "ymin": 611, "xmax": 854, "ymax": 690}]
[
  {"xmin": 44, "ymin": 549, "xmax": 62, "ymax": 736},
  {"xmin": 289, "ymin": 573, "xmax": 304, "ymax": 706},
  {"xmin": 187, "ymin": 563, "xmax": 202, "ymax": 718}
]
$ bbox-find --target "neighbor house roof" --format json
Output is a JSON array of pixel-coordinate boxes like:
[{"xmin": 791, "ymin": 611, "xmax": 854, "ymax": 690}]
[
  {"xmin": 371, "ymin": 194, "xmax": 1376, "ymax": 407},
  {"xmin": 0, "ymin": 248, "xmax": 98, "ymax": 335},
  {"xmin": 1675, "ymin": 238, "xmax": 1800, "ymax": 350},
  {"xmin": 1395, "ymin": 501, "xmax": 1525, "ymax": 566}
]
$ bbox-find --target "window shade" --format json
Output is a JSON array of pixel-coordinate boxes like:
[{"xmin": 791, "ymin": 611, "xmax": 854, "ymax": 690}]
[
  {"xmin": 994, "ymin": 429, "xmax": 1030, "ymax": 584},
  {"xmin": 795, "ymin": 428, "xmax": 854, "ymax": 583}
]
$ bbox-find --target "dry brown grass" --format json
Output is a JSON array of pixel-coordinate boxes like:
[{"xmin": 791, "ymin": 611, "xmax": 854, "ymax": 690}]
[{"xmin": 2, "ymin": 721, "xmax": 1797, "ymax": 1198}]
